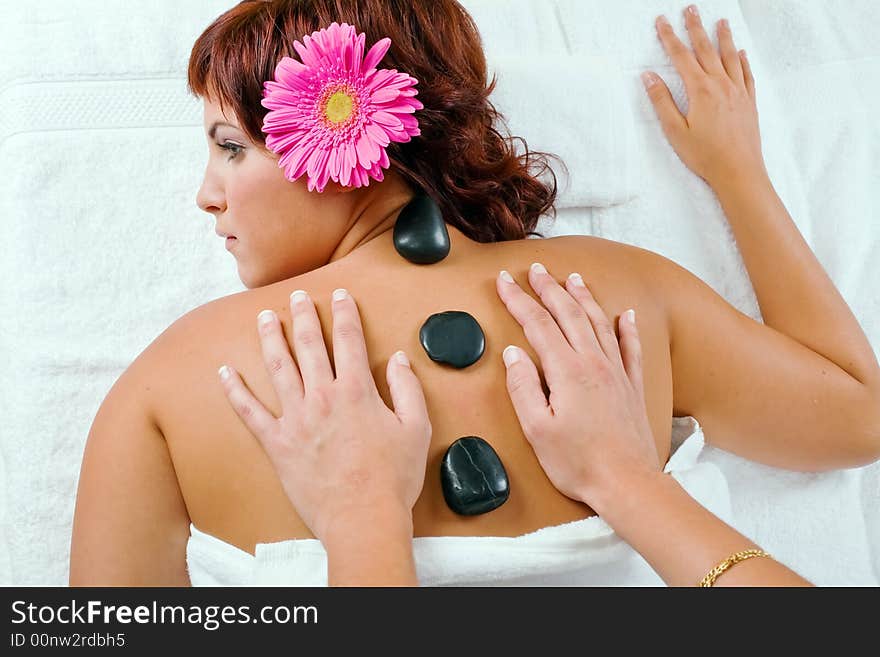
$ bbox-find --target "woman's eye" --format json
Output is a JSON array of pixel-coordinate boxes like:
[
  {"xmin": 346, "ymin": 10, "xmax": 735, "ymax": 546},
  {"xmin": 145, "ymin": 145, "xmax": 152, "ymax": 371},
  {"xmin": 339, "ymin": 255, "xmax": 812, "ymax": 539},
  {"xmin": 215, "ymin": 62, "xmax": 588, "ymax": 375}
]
[{"xmin": 219, "ymin": 142, "xmax": 243, "ymax": 161}]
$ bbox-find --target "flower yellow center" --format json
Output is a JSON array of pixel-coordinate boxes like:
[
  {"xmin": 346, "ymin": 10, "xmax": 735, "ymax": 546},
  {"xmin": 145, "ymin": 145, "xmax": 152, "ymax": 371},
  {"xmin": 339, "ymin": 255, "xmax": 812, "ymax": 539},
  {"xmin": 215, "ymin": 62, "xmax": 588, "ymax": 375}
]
[{"xmin": 324, "ymin": 91, "xmax": 354, "ymax": 124}]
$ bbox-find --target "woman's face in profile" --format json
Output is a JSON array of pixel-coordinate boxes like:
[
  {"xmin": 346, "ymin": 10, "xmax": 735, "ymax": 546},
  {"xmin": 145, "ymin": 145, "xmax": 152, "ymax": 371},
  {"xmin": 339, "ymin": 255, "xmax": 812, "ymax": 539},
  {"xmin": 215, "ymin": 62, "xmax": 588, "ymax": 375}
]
[{"xmin": 196, "ymin": 97, "xmax": 355, "ymax": 289}]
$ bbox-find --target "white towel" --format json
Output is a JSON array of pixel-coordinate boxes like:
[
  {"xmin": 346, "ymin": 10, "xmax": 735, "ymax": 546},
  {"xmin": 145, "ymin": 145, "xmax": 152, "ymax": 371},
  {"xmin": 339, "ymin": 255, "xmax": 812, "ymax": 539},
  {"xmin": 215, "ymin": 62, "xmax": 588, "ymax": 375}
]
[
  {"xmin": 186, "ymin": 417, "xmax": 734, "ymax": 586},
  {"xmin": 487, "ymin": 54, "xmax": 641, "ymax": 208}
]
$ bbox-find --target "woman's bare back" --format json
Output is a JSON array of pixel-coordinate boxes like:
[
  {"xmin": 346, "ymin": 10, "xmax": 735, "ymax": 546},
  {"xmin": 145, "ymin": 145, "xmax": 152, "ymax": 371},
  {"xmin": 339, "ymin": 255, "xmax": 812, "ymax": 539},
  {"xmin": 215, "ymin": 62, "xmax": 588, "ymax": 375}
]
[{"xmin": 147, "ymin": 225, "xmax": 672, "ymax": 554}]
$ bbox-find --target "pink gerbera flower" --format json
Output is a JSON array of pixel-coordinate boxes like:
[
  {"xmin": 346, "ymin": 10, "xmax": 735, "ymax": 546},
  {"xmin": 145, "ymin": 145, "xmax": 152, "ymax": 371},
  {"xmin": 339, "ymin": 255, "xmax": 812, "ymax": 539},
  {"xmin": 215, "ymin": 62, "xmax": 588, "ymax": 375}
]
[{"xmin": 261, "ymin": 22, "xmax": 423, "ymax": 193}]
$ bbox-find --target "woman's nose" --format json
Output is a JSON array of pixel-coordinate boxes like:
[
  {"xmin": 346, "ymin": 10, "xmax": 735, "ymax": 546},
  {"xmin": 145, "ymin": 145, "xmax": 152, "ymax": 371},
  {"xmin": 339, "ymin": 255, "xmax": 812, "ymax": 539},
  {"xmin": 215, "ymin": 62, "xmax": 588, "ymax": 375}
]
[{"xmin": 196, "ymin": 180, "xmax": 225, "ymax": 215}]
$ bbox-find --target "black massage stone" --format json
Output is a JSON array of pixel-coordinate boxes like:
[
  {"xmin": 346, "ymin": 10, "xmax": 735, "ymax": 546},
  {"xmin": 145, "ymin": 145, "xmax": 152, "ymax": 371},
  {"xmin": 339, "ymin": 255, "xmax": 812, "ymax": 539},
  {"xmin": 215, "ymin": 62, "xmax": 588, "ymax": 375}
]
[
  {"xmin": 441, "ymin": 437, "xmax": 510, "ymax": 516},
  {"xmin": 419, "ymin": 311, "xmax": 485, "ymax": 368},
  {"xmin": 393, "ymin": 194, "xmax": 450, "ymax": 264}
]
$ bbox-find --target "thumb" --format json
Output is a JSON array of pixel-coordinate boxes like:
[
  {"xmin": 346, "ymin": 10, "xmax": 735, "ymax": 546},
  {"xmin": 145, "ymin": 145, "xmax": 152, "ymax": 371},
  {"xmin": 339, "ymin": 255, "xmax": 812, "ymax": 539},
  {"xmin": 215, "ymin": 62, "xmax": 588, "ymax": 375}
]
[
  {"xmin": 502, "ymin": 345, "xmax": 552, "ymax": 440},
  {"xmin": 641, "ymin": 71, "xmax": 688, "ymax": 143},
  {"xmin": 386, "ymin": 350, "xmax": 431, "ymax": 432}
]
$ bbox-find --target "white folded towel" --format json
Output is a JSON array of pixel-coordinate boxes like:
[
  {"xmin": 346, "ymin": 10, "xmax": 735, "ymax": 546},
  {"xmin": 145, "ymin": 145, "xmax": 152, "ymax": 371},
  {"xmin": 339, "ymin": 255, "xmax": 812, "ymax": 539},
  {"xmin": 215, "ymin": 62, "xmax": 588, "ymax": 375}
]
[
  {"xmin": 487, "ymin": 54, "xmax": 641, "ymax": 209},
  {"xmin": 186, "ymin": 416, "xmax": 735, "ymax": 586}
]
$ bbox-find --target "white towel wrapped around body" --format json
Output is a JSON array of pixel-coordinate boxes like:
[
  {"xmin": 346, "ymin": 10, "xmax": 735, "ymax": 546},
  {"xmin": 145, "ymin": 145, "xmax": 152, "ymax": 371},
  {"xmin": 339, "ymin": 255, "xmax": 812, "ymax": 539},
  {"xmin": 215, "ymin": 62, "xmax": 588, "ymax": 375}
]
[{"xmin": 186, "ymin": 417, "xmax": 731, "ymax": 586}]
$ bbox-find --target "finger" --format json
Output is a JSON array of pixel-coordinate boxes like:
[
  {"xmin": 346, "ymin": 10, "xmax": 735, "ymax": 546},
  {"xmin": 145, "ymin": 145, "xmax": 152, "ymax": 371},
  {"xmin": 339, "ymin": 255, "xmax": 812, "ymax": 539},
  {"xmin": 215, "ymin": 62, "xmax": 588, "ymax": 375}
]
[
  {"xmin": 330, "ymin": 289, "xmax": 374, "ymax": 387},
  {"xmin": 496, "ymin": 270, "xmax": 580, "ymax": 388},
  {"xmin": 655, "ymin": 14, "xmax": 704, "ymax": 89},
  {"xmin": 501, "ymin": 345, "xmax": 553, "ymax": 437},
  {"xmin": 385, "ymin": 350, "xmax": 431, "ymax": 432},
  {"xmin": 617, "ymin": 309, "xmax": 647, "ymax": 409},
  {"xmin": 716, "ymin": 18, "xmax": 745, "ymax": 87},
  {"xmin": 683, "ymin": 5, "xmax": 725, "ymax": 77},
  {"xmin": 289, "ymin": 290, "xmax": 334, "ymax": 393},
  {"xmin": 256, "ymin": 309, "xmax": 304, "ymax": 416},
  {"xmin": 563, "ymin": 274, "xmax": 627, "ymax": 374},
  {"xmin": 218, "ymin": 364, "xmax": 280, "ymax": 446},
  {"xmin": 641, "ymin": 72, "xmax": 688, "ymax": 146},
  {"xmin": 740, "ymin": 50, "xmax": 755, "ymax": 100},
  {"xmin": 526, "ymin": 263, "xmax": 602, "ymax": 356}
]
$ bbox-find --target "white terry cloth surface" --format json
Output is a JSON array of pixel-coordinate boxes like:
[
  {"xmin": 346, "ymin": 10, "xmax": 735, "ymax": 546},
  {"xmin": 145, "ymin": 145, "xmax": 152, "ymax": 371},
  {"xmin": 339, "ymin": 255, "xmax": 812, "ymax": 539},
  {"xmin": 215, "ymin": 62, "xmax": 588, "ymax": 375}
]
[
  {"xmin": 1, "ymin": 0, "xmax": 878, "ymax": 586},
  {"xmin": 486, "ymin": 54, "xmax": 641, "ymax": 209},
  {"xmin": 187, "ymin": 417, "xmax": 731, "ymax": 586}
]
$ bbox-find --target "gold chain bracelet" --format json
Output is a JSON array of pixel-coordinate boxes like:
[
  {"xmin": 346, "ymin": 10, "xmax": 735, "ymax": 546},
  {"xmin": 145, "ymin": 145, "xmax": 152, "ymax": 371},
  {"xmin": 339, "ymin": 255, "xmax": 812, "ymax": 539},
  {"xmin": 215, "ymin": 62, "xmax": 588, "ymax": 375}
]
[{"xmin": 698, "ymin": 549, "xmax": 773, "ymax": 587}]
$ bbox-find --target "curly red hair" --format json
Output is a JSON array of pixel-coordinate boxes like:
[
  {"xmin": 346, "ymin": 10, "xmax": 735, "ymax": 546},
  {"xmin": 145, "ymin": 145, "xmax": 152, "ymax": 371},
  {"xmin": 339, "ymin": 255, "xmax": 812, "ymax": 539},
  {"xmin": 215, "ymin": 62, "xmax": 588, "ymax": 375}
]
[{"xmin": 187, "ymin": 0, "xmax": 563, "ymax": 241}]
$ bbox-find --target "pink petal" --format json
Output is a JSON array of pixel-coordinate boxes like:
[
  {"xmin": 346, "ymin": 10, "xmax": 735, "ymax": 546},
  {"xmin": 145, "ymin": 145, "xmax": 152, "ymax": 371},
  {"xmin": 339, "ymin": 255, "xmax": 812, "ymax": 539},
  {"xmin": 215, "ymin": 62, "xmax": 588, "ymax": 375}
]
[
  {"xmin": 345, "ymin": 141, "xmax": 357, "ymax": 171},
  {"xmin": 370, "ymin": 87, "xmax": 400, "ymax": 104},
  {"xmin": 371, "ymin": 111, "xmax": 404, "ymax": 130},
  {"xmin": 328, "ymin": 147, "xmax": 339, "ymax": 181},
  {"xmin": 356, "ymin": 130, "xmax": 381, "ymax": 168},
  {"xmin": 362, "ymin": 37, "xmax": 391, "ymax": 73},
  {"xmin": 315, "ymin": 159, "xmax": 332, "ymax": 192},
  {"xmin": 285, "ymin": 145, "xmax": 313, "ymax": 180},
  {"xmin": 353, "ymin": 33, "xmax": 366, "ymax": 77},
  {"xmin": 364, "ymin": 68, "xmax": 397, "ymax": 92},
  {"xmin": 365, "ymin": 121, "xmax": 390, "ymax": 147},
  {"xmin": 294, "ymin": 36, "xmax": 320, "ymax": 68}
]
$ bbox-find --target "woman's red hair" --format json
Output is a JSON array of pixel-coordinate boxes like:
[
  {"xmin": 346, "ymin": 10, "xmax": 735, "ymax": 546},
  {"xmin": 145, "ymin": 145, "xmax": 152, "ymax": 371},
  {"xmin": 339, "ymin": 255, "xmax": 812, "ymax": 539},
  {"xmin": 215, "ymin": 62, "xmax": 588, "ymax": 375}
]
[{"xmin": 188, "ymin": 0, "xmax": 563, "ymax": 241}]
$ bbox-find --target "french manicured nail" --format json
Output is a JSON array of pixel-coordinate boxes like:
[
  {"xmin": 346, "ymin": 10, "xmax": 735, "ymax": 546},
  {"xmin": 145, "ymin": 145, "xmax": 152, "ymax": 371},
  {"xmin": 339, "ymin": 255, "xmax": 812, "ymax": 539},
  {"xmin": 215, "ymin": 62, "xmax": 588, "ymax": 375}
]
[
  {"xmin": 395, "ymin": 350, "xmax": 410, "ymax": 367},
  {"xmin": 502, "ymin": 345, "xmax": 521, "ymax": 367},
  {"xmin": 258, "ymin": 309, "xmax": 275, "ymax": 325},
  {"xmin": 218, "ymin": 365, "xmax": 231, "ymax": 380},
  {"xmin": 568, "ymin": 273, "xmax": 586, "ymax": 287},
  {"xmin": 657, "ymin": 14, "xmax": 669, "ymax": 26},
  {"xmin": 626, "ymin": 308, "xmax": 636, "ymax": 324},
  {"xmin": 531, "ymin": 262, "xmax": 547, "ymax": 275},
  {"xmin": 332, "ymin": 288, "xmax": 348, "ymax": 302},
  {"xmin": 499, "ymin": 270, "xmax": 515, "ymax": 284},
  {"xmin": 291, "ymin": 290, "xmax": 308, "ymax": 306},
  {"xmin": 720, "ymin": 18, "xmax": 729, "ymax": 30},
  {"xmin": 641, "ymin": 72, "xmax": 657, "ymax": 89},
  {"xmin": 688, "ymin": 5, "xmax": 699, "ymax": 17}
]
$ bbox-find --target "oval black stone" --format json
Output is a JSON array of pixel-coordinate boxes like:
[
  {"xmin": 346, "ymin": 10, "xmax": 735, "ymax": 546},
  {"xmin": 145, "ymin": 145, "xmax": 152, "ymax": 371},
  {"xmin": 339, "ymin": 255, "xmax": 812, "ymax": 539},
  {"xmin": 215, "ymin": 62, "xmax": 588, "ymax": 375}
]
[
  {"xmin": 419, "ymin": 311, "xmax": 485, "ymax": 368},
  {"xmin": 393, "ymin": 194, "xmax": 450, "ymax": 264},
  {"xmin": 441, "ymin": 436, "xmax": 510, "ymax": 516}
]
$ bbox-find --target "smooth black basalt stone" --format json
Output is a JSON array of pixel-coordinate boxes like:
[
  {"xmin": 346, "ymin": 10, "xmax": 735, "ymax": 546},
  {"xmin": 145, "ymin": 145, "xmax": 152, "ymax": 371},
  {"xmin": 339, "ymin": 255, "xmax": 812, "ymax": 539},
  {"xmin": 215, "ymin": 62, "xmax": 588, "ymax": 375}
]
[
  {"xmin": 419, "ymin": 311, "xmax": 485, "ymax": 368},
  {"xmin": 393, "ymin": 194, "xmax": 450, "ymax": 264},
  {"xmin": 441, "ymin": 436, "xmax": 510, "ymax": 516}
]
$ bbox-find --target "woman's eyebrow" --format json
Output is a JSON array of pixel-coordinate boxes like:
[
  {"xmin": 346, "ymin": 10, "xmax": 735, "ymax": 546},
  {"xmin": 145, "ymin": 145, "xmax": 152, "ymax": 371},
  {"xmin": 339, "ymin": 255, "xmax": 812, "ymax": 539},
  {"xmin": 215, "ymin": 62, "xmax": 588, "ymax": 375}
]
[{"xmin": 208, "ymin": 121, "xmax": 238, "ymax": 139}]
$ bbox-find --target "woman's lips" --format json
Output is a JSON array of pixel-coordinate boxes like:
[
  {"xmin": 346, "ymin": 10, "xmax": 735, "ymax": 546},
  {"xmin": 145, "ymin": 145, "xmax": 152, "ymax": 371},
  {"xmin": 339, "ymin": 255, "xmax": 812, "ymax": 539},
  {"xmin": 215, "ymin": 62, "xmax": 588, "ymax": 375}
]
[{"xmin": 225, "ymin": 236, "xmax": 237, "ymax": 250}]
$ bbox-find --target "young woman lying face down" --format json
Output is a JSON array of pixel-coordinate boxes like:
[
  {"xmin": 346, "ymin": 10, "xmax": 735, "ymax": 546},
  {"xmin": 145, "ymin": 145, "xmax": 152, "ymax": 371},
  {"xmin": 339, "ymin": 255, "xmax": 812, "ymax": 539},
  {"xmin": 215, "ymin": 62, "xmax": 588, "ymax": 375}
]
[{"xmin": 69, "ymin": 0, "xmax": 880, "ymax": 585}]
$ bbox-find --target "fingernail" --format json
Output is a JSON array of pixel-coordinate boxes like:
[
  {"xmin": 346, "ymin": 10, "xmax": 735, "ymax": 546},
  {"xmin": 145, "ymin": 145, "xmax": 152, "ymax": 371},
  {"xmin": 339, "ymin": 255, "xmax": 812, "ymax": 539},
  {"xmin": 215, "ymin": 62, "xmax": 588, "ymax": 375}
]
[
  {"xmin": 332, "ymin": 288, "xmax": 348, "ymax": 302},
  {"xmin": 258, "ymin": 309, "xmax": 275, "ymax": 325},
  {"xmin": 395, "ymin": 350, "xmax": 410, "ymax": 367},
  {"xmin": 688, "ymin": 5, "xmax": 699, "ymax": 17},
  {"xmin": 291, "ymin": 290, "xmax": 308, "ymax": 306},
  {"xmin": 502, "ymin": 345, "xmax": 521, "ymax": 367},
  {"xmin": 720, "ymin": 18, "xmax": 729, "ymax": 30},
  {"xmin": 641, "ymin": 72, "xmax": 656, "ymax": 89},
  {"xmin": 657, "ymin": 14, "xmax": 669, "ymax": 26},
  {"xmin": 741, "ymin": 49, "xmax": 748, "ymax": 60},
  {"xmin": 499, "ymin": 270, "xmax": 515, "ymax": 284},
  {"xmin": 626, "ymin": 308, "xmax": 636, "ymax": 325},
  {"xmin": 568, "ymin": 273, "xmax": 586, "ymax": 287},
  {"xmin": 218, "ymin": 365, "xmax": 231, "ymax": 380},
  {"xmin": 531, "ymin": 262, "xmax": 547, "ymax": 275}
]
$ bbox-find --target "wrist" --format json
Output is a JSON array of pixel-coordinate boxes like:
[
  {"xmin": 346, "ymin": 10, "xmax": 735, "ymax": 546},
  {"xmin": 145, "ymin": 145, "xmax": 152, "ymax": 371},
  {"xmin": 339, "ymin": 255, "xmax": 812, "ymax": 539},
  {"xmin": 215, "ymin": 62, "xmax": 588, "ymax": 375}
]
[
  {"xmin": 580, "ymin": 466, "xmax": 671, "ymax": 522},
  {"xmin": 321, "ymin": 499, "xmax": 414, "ymax": 550},
  {"xmin": 709, "ymin": 163, "xmax": 772, "ymax": 197}
]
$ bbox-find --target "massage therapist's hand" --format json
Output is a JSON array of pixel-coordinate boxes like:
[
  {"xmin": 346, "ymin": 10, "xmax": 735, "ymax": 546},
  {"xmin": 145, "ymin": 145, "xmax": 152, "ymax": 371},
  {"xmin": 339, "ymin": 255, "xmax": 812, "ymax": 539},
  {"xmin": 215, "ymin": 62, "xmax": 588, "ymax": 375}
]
[
  {"xmin": 217, "ymin": 289, "xmax": 431, "ymax": 553},
  {"xmin": 642, "ymin": 5, "xmax": 766, "ymax": 186},
  {"xmin": 496, "ymin": 265, "xmax": 661, "ymax": 508}
]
